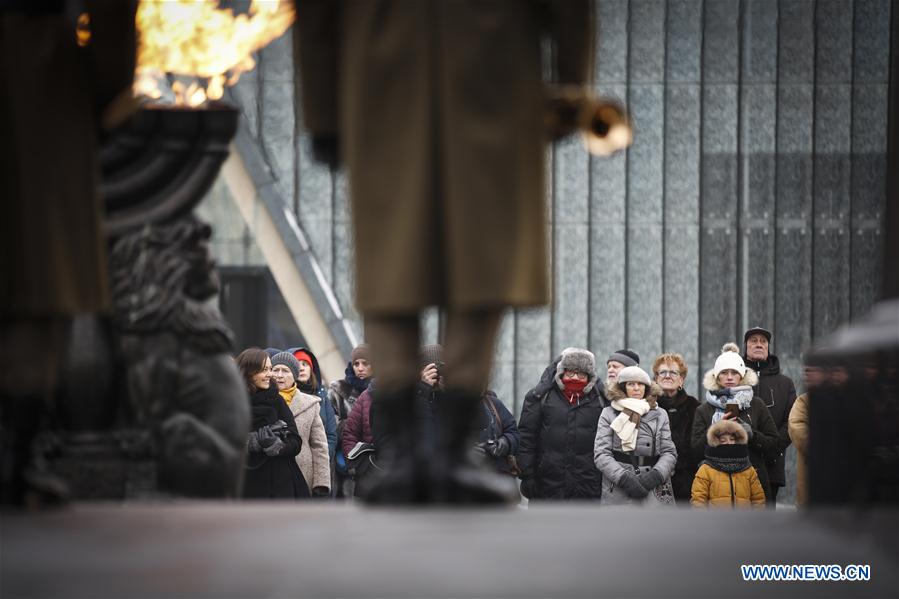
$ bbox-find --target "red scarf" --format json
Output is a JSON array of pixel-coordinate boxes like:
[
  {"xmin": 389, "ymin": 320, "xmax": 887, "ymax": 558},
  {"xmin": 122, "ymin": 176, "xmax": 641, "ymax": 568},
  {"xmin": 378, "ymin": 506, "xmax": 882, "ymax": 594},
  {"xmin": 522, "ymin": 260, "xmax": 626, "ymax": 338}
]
[{"xmin": 562, "ymin": 379, "xmax": 588, "ymax": 405}]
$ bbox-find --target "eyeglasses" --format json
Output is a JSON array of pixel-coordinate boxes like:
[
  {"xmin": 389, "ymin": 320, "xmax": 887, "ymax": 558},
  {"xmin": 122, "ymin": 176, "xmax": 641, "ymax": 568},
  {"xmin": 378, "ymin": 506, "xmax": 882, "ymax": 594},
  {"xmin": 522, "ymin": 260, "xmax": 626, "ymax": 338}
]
[{"xmin": 657, "ymin": 370, "xmax": 680, "ymax": 378}]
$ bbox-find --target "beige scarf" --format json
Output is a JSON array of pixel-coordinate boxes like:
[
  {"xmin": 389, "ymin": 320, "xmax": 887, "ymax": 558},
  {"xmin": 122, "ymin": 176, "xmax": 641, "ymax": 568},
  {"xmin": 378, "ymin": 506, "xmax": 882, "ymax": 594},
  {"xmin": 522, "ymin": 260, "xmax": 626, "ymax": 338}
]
[{"xmin": 610, "ymin": 398, "xmax": 651, "ymax": 451}]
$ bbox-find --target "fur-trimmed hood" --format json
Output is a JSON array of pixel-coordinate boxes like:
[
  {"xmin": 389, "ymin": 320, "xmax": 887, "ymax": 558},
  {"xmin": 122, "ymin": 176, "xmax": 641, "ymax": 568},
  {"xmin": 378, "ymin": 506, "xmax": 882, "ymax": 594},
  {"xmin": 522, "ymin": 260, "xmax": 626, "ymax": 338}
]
[
  {"xmin": 605, "ymin": 380, "xmax": 664, "ymax": 408},
  {"xmin": 703, "ymin": 367, "xmax": 758, "ymax": 391},
  {"xmin": 707, "ymin": 419, "xmax": 748, "ymax": 446}
]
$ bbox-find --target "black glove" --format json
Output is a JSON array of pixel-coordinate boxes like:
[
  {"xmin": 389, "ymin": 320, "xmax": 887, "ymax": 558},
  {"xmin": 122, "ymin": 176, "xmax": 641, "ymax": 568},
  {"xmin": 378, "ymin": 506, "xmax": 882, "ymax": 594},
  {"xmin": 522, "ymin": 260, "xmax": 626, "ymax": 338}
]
[
  {"xmin": 263, "ymin": 437, "xmax": 286, "ymax": 456},
  {"xmin": 258, "ymin": 425, "xmax": 278, "ymax": 448},
  {"xmin": 486, "ymin": 436, "xmax": 511, "ymax": 458},
  {"xmin": 618, "ymin": 471, "xmax": 650, "ymax": 499},
  {"xmin": 637, "ymin": 468, "xmax": 664, "ymax": 490},
  {"xmin": 312, "ymin": 486, "xmax": 329, "ymax": 498},
  {"xmin": 247, "ymin": 431, "xmax": 262, "ymax": 453},
  {"xmin": 311, "ymin": 135, "xmax": 340, "ymax": 170}
]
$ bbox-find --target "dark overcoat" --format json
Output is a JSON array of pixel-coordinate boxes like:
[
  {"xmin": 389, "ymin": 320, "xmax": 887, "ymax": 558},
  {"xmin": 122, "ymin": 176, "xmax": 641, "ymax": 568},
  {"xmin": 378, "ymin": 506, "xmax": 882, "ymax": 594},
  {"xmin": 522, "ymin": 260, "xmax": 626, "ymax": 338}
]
[
  {"xmin": 243, "ymin": 385, "xmax": 310, "ymax": 499},
  {"xmin": 0, "ymin": 1, "xmax": 137, "ymax": 316},
  {"xmin": 745, "ymin": 354, "xmax": 797, "ymax": 488},
  {"xmin": 295, "ymin": 0, "xmax": 594, "ymax": 313}
]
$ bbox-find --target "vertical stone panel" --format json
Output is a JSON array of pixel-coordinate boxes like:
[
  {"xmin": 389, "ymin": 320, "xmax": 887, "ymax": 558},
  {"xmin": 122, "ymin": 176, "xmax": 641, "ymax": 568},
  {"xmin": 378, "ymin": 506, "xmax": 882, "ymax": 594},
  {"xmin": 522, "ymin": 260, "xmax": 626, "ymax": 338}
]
[
  {"xmin": 489, "ymin": 312, "xmax": 516, "ymax": 413},
  {"xmin": 665, "ymin": 85, "xmax": 701, "ymax": 221},
  {"xmin": 703, "ymin": 0, "xmax": 740, "ymax": 82},
  {"xmin": 778, "ymin": 1, "xmax": 815, "ymax": 84},
  {"xmin": 629, "ymin": 0, "xmax": 665, "ymax": 82},
  {"xmin": 626, "ymin": 84, "xmax": 664, "ymax": 358},
  {"xmin": 813, "ymin": 80, "xmax": 852, "ymax": 338},
  {"xmin": 666, "ymin": 0, "xmax": 702, "ymax": 83},
  {"xmin": 700, "ymin": 228, "xmax": 738, "ymax": 365},
  {"xmin": 628, "ymin": 225, "xmax": 663, "ymax": 361},
  {"xmin": 515, "ymin": 307, "xmax": 553, "ymax": 414},
  {"xmin": 742, "ymin": 0, "xmax": 778, "ymax": 83},
  {"xmin": 813, "ymin": 228, "xmax": 851, "ymax": 338},
  {"xmin": 596, "ymin": 0, "xmax": 629, "ymax": 84},
  {"xmin": 552, "ymin": 136, "xmax": 590, "ymax": 354},
  {"xmin": 853, "ymin": 0, "xmax": 891, "ymax": 82},
  {"xmin": 590, "ymin": 225, "xmax": 626, "ymax": 353},
  {"xmin": 664, "ymin": 225, "xmax": 700, "ymax": 394},
  {"xmin": 851, "ymin": 228, "xmax": 882, "ymax": 318},
  {"xmin": 816, "ymin": 0, "xmax": 854, "ymax": 83}
]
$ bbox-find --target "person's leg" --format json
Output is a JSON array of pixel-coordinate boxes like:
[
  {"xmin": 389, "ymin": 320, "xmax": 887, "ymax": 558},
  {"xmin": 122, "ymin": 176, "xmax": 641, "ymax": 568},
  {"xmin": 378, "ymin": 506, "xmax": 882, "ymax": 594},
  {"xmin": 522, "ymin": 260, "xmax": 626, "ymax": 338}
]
[
  {"xmin": 434, "ymin": 308, "xmax": 517, "ymax": 503},
  {"xmin": 362, "ymin": 312, "xmax": 424, "ymax": 502}
]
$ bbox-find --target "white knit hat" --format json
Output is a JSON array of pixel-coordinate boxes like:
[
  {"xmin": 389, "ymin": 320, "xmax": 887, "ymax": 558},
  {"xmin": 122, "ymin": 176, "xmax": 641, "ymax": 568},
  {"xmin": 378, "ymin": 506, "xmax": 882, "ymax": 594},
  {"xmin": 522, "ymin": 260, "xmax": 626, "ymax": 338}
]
[
  {"xmin": 616, "ymin": 366, "xmax": 652, "ymax": 387},
  {"xmin": 713, "ymin": 343, "xmax": 747, "ymax": 377}
]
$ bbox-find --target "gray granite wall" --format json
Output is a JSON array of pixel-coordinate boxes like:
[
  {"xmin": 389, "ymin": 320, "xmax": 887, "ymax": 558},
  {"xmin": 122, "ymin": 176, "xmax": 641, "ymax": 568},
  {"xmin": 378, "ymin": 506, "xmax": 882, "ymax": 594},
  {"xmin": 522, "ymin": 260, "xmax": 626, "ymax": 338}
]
[{"xmin": 203, "ymin": 0, "xmax": 891, "ymax": 423}]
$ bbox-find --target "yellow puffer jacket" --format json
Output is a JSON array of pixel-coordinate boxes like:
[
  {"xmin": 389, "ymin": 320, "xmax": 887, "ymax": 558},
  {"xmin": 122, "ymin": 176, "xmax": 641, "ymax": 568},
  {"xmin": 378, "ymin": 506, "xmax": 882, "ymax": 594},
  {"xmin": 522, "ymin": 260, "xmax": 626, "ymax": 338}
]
[{"xmin": 691, "ymin": 463, "xmax": 766, "ymax": 508}]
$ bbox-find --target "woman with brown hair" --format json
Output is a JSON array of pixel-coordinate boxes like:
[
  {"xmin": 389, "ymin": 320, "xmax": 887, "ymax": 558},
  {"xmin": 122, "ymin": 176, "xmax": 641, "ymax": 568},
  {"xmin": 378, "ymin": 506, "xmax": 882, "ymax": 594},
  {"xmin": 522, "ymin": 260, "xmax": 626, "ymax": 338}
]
[{"xmin": 236, "ymin": 348, "xmax": 309, "ymax": 499}]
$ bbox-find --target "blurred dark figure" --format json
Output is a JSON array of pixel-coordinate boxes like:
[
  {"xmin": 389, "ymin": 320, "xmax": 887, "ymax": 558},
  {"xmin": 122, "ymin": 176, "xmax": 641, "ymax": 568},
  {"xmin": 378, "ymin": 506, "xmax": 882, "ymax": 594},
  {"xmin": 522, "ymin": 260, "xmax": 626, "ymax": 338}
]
[
  {"xmin": 788, "ymin": 354, "xmax": 832, "ymax": 507},
  {"xmin": 807, "ymin": 300, "xmax": 899, "ymax": 507},
  {"xmin": 742, "ymin": 326, "xmax": 797, "ymax": 506},
  {"xmin": 0, "ymin": 0, "xmax": 137, "ymax": 506},
  {"xmin": 295, "ymin": 1, "xmax": 595, "ymax": 503}
]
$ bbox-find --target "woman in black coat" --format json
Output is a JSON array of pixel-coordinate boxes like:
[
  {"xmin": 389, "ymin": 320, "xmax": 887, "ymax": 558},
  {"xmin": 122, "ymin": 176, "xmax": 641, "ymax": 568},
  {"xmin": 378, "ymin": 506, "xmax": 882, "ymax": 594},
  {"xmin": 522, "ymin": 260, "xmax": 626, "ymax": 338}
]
[
  {"xmin": 691, "ymin": 343, "xmax": 779, "ymax": 504},
  {"xmin": 236, "ymin": 348, "xmax": 310, "ymax": 499},
  {"xmin": 517, "ymin": 348, "xmax": 607, "ymax": 501}
]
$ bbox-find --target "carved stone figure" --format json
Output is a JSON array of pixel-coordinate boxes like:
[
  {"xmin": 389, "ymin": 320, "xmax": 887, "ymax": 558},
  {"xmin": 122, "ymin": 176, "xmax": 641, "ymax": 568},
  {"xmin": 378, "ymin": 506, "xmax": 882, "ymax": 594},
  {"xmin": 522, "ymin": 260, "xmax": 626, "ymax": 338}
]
[{"xmin": 107, "ymin": 215, "xmax": 249, "ymax": 497}]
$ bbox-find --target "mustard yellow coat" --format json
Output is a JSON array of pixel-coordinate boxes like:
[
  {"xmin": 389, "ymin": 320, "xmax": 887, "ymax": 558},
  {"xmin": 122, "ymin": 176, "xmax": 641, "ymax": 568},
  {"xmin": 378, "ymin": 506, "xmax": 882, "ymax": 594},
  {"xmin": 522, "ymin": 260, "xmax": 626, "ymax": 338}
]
[{"xmin": 691, "ymin": 463, "xmax": 766, "ymax": 509}]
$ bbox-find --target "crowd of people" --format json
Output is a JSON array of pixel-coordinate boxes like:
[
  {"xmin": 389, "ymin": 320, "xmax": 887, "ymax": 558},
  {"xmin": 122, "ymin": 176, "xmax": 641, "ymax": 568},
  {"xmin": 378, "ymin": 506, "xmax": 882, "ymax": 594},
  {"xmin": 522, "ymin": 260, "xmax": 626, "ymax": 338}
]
[{"xmin": 234, "ymin": 324, "xmax": 816, "ymax": 508}]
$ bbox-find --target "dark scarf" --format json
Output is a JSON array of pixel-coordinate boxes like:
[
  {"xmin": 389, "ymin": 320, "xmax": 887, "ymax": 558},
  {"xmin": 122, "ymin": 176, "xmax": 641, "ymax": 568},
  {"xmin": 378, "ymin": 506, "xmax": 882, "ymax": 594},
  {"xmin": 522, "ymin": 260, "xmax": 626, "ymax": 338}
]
[
  {"xmin": 298, "ymin": 379, "xmax": 317, "ymax": 395},
  {"xmin": 344, "ymin": 363, "xmax": 370, "ymax": 395},
  {"xmin": 249, "ymin": 384, "xmax": 281, "ymax": 430},
  {"xmin": 658, "ymin": 390, "xmax": 687, "ymax": 411},
  {"xmin": 562, "ymin": 379, "xmax": 588, "ymax": 406},
  {"xmin": 703, "ymin": 444, "xmax": 752, "ymax": 473}
]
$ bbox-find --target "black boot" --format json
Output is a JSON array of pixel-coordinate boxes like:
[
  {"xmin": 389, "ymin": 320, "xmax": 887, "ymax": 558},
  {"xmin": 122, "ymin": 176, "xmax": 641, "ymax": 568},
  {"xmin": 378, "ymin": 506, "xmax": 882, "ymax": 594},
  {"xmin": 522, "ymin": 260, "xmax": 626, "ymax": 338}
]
[
  {"xmin": 429, "ymin": 389, "xmax": 519, "ymax": 505},
  {"xmin": 363, "ymin": 386, "xmax": 430, "ymax": 504}
]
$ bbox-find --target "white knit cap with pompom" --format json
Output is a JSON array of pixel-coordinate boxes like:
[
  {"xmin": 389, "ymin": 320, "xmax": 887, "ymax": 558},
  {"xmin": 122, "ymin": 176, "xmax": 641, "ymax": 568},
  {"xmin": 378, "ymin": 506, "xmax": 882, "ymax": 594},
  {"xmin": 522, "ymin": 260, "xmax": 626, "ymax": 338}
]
[{"xmin": 713, "ymin": 342, "xmax": 747, "ymax": 377}]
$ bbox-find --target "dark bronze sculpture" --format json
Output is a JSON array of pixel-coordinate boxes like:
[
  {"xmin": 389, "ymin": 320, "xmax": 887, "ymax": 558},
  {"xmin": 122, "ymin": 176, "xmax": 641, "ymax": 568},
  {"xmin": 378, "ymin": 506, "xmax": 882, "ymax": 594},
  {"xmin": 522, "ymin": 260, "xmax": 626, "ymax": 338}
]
[{"xmin": 21, "ymin": 105, "xmax": 249, "ymax": 502}]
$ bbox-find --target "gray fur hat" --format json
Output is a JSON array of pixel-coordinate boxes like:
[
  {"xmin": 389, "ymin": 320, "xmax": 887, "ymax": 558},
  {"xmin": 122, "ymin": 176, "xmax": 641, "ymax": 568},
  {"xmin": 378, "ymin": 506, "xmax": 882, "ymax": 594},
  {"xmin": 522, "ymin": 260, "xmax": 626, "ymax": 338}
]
[
  {"xmin": 556, "ymin": 347, "xmax": 596, "ymax": 379},
  {"xmin": 271, "ymin": 351, "xmax": 301, "ymax": 381}
]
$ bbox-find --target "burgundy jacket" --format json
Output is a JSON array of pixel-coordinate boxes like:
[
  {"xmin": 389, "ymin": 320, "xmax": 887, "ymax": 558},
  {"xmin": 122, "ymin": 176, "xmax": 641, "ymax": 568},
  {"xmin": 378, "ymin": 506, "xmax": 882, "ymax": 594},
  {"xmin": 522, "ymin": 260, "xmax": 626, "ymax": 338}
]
[{"xmin": 341, "ymin": 388, "xmax": 373, "ymax": 456}]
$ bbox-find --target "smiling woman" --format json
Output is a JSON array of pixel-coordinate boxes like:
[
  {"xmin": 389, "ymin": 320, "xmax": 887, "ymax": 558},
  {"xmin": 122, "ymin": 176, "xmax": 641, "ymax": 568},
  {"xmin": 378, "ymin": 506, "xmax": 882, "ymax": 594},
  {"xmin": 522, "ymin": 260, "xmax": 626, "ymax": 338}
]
[{"xmin": 236, "ymin": 347, "xmax": 309, "ymax": 499}]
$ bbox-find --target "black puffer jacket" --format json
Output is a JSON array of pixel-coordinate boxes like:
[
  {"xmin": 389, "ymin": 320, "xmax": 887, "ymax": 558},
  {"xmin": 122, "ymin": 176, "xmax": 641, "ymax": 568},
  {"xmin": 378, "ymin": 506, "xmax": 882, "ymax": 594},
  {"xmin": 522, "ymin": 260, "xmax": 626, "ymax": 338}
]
[
  {"xmin": 744, "ymin": 354, "xmax": 797, "ymax": 488},
  {"xmin": 517, "ymin": 360, "xmax": 607, "ymax": 500},
  {"xmin": 657, "ymin": 389, "xmax": 700, "ymax": 502}
]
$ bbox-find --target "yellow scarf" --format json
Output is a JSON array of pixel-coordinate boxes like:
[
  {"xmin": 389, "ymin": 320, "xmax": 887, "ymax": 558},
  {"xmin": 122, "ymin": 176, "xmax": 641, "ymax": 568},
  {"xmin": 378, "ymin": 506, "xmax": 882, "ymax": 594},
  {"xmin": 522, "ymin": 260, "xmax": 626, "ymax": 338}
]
[{"xmin": 279, "ymin": 384, "xmax": 298, "ymax": 406}]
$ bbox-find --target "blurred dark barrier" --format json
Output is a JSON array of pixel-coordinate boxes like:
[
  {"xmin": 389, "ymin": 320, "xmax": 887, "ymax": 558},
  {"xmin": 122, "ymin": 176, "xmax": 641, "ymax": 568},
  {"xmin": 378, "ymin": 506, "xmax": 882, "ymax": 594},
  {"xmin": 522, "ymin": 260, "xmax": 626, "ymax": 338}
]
[{"xmin": 807, "ymin": 299, "xmax": 899, "ymax": 506}]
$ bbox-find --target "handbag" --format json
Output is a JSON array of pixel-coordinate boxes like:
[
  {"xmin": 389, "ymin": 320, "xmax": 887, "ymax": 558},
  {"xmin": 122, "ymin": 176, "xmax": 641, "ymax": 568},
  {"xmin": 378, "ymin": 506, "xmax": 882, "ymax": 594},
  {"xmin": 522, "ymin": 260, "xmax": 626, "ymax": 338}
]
[{"xmin": 483, "ymin": 397, "xmax": 521, "ymax": 477}]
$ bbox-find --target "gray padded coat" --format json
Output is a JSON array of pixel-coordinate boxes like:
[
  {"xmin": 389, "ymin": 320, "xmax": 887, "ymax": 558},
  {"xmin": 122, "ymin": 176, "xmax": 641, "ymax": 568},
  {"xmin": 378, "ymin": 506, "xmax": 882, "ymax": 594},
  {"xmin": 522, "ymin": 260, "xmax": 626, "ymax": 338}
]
[{"xmin": 594, "ymin": 383, "xmax": 678, "ymax": 506}]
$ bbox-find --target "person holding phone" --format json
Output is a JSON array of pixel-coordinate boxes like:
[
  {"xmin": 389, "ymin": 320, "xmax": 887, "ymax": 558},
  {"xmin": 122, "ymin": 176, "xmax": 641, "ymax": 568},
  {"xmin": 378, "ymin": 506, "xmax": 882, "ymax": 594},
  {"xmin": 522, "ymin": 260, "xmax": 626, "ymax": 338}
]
[{"xmin": 690, "ymin": 343, "xmax": 779, "ymax": 505}]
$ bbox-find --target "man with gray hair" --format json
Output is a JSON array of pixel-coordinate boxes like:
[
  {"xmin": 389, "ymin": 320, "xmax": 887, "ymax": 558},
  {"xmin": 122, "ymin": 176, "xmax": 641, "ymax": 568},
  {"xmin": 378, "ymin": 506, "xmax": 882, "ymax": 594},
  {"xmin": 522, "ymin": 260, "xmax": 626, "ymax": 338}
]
[{"xmin": 606, "ymin": 348, "xmax": 640, "ymax": 385}]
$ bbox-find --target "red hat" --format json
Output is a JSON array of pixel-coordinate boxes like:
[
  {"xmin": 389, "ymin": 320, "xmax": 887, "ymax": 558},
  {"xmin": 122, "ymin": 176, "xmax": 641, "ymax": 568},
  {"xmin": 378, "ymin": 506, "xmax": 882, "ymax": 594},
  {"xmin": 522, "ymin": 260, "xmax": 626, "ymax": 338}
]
[{"xmin": 292, "ymin": 349, "xmax": 313, "ymax": 367}]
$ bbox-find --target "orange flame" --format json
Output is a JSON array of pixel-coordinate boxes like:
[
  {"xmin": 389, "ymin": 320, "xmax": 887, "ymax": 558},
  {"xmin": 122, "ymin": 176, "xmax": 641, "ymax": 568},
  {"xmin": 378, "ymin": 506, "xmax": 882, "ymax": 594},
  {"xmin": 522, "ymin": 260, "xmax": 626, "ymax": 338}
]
[{"xmin": 134, "ymin": 0, "xmax": 295, "ymax": 107}]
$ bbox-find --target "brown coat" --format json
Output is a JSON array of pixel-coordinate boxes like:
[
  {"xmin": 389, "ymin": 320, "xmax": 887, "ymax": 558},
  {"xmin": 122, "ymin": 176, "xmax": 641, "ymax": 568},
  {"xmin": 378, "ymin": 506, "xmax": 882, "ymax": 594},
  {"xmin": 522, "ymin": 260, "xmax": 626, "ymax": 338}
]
[
  {"xmin": 0, "ymin": 2, "xmax": 137, "ymax": 316},
  {"xmin": 788, "ymin": 392, "xmax": 809, "ymax": 506},
  {"xmin": 295, "ymin": 1, "xmax": 594, "ymax": 313}
]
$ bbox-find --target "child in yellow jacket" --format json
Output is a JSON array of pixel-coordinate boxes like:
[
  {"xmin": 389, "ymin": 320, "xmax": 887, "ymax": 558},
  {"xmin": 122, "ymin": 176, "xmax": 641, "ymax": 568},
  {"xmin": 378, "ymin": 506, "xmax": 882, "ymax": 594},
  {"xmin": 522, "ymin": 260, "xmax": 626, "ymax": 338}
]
[{"xmin": 691, "ymin": 419, "xmax": 766, "ymax": 508}]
